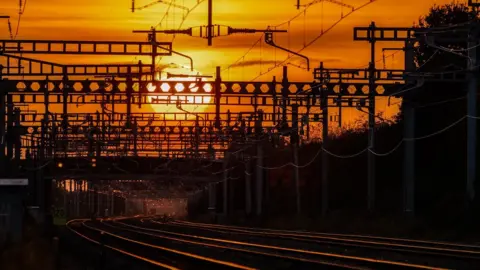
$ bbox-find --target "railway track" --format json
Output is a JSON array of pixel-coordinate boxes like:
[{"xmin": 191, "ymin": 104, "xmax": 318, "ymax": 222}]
[
  {"xmin": 67, "ymin": 219, "xmax": 255, "ymax": 270},
  {"xmin": 173, "ymin": 219, "xmax": 480, "ymax": 253},
  {"xmin": 106, "ymin": 217, "xmax": 448, "ymax": 269},
  {"xmin": 168, "ymin": 219, "xmax": 480, "ymax": 258},
  {"xmin": 140, "ymin": 219, "xmax": 480, "ymax": 269}
]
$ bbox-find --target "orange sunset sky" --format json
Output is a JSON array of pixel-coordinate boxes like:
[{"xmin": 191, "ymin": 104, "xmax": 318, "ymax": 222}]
[{"xmin": 0, "ymin": 0, "xmax": 461, "ymax": 122}]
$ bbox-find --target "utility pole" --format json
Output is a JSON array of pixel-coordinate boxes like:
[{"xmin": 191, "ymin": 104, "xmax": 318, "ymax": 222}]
[
  {"xmin": 367, "ymin": 22, "xmax": 377, "ymax": 213},
  {"xmin": 467, "ymin": 25, "xmax": 478, "ymax": 207}
]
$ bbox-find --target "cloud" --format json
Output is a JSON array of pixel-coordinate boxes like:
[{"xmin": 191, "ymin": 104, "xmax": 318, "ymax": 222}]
[
  {"xmin": 228, "ymin": 59, "xmax": 279, "ymax": 68},
  {"xmin": 225, "ymin": 57, "xmax": 342, "ymax": 70}
]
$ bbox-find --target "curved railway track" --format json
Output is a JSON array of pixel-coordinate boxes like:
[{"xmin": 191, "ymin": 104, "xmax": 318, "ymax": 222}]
[
  {"xmin": 173, "ymin": 219, "xmax": 480, "ymax": 251},
  {"xmin": 108, "ymin": 217, "xmax": 451, "ymax": 269},
  {"xmin": 143, "ymin": 218, "xmax": 479, "ymax": 269},
  {"xmin": 68, "ymin": 216, "xmax": 478, "ymax": 269},
  {"xmin": 67, "ymin": 219, "xmax": 255, "ymax": 270},
  {"xmin": 166, "ymin": 219, "xmax": 480, "ymax": 261}
]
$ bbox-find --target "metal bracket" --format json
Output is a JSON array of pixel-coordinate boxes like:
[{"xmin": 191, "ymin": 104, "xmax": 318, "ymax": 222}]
[
  {"xmin": 265, "ymin": 31, "xmax": 310, "ymax": 71},
  {"xmin": 156, "ymin": 44, "xmax": 193, "ymax": 71}
]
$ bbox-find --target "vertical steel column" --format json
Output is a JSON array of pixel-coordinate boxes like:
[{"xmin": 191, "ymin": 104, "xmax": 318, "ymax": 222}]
[
  {"xmin": 87, "ymin": 182, "xmax": 91, "ymax": 215},
  {"xmin": 111, "ymin": 190, "xmax": 115, "ymax": 216},
  {"xmin": 0, "ymin": 81, "xmax": 5, "ymax": 175},
  {"xmin": 76, "ymin": 181, "xmax": 80, "ymax": 217},
  {"xmin": 43, "ymin": 79, "xmax": 51, "ymax": 158},
  {"xmin": 271, "ymin": 76, "xmax": 277, "ymax": 126},
  {"xmin": 222, "ymin": 151, "xmax": 229, "ymax": 216},
  {"xmin": 88, "ymin": 116, "xmax": 94, "ymax": 157},
  {"xmin": 40, "ymin": 118, "xmax": 46, "ymax": 160},
  {"xmin": 63, "ymin": 180, "xmax": 67, "ymax": 219},
  {"xmin": 133, "ymin": 118, "xmax": 138, "ymax": 156},
  {"xmin": 281, "ymin": 67, "xmax": 289, "ymax": 130},
  {"xmin": 150, "ymin": 28, "xmax": 157, "ymax": 80},
  {"xmin": 126, "ymin": 66, "xmax": 133, "ymax": 127},
  {"xmin": 255, "ymin": 143, "xmax": 264, "ymax": 216},
  {"xmin": 255, "ymin": 110, "xmax": 264, "ymax": 216},
  {"xmin": 14, "ymin": 108, "xmax": 20, "ymax": 162},
  {"xmin": 62, "ymin": 68, "xmax": 69, "ymax": 158},
  {"xmin": 69, "ymin": 180, "xmax": 73, "ymax": 218},
  {"xmin": 215, "ymin": 66, "xmax": 221, "ymax": 129},
  {"xmin": 245, "ymin": 157, "xmax": 252, "ymax": 215},
  {"xmin": 6, "ymin": 94, "xmax": 13, "ymax": 161},
  {"xmin": 195, "ymin": 116, "xmax": 200, "ymax": 157},
  {"xmin": 208, "ymin": 0, "xmax": 213, "ymax": 46},
  {"xmin": 467, "ymin": 27, "xmax": 478, "ymax": 206},
  {"xmin": 367, "ymin": 21, "xmax": 377, "ymax": 212},
  {"xmin": 97, "ymin": 186, "xmax": 101, "ymax": 216},
  {"xmin": 321, "ymin": 82, "xmax": 329, "ymax": 217},
  {"xmin": 208, "ymin": 182, "xmax": 216, "ymax": 214},
  {"xmin": 404, "ymin": 39, "xmax": 416, "ymax": 216},
  {"xmin": 291, "ymin": 104, "xmax": 301, "ymax": 214}
]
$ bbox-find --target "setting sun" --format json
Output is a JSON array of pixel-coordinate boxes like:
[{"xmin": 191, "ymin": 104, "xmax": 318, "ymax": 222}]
[{"xmin": 146, "ymin": 66, "xmax": 213, "ymax": 118}]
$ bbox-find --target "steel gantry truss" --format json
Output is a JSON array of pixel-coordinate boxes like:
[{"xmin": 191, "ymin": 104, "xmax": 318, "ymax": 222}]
[{"xmin": 1, "ymin": 14, "xmax": 476, "ymax": 217}]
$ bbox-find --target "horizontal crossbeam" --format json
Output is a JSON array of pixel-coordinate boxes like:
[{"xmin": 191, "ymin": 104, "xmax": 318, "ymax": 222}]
[
  {"xmin": 0, "ymin": 40, "xmax": 172, "ymax": 56},
  {"xmin": 0, "ymin": 54, "xmax": 153, "ymax": 77},
  {"xmin": 1, "ymin": 79, "xmax": 403, "ymax": 96},
  {"xmin": 353, "ymin": 25, "xmax": 470, "ymax": 42},
  {"xmin": 314, "ymin": 67, "xmax": 468, "ymax": 83}
]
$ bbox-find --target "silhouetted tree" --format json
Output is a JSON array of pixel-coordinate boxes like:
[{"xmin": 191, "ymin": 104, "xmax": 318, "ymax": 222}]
[
  {"xmin": 414, "ymin": 3, "xmax": 479, "ymax": 71},
  {"xmin": 402, "ymin": 2, "xmax": 480, "ymax": 219}
]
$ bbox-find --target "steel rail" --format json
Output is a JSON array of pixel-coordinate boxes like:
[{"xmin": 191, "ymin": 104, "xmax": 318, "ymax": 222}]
[
  {"xmin": 110, "ymin": 219, "xmax": 441, "ymax": 269},
  {"xmin": 170, "ymin": 220, "xmax": 480, "ymax": 259},
  {"xmin": 81, "ymin": 220, "xmax": 255, "ymax": 270},
  {"xmin": 65, "ymin": 219, "xmax": 179, "ymax": 269}
]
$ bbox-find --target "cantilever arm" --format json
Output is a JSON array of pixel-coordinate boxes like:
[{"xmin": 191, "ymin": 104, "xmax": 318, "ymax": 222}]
[
  {"xmin": 265, "ymin": 32, "xmax": 310, "ymax": 71},
  {"xmin": 156, "ymin": 44, "xmax": 193, "ymax": 71}
]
